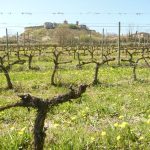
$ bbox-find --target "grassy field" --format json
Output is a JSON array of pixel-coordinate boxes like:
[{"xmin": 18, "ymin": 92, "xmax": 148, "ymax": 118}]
[{"xmin": 0, "ymin": 52, "xmax": 150, "ymax": 149}]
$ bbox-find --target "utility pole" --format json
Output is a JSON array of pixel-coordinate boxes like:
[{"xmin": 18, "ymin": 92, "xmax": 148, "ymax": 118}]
[{"xmin": 118, "ymin": 22, "xmax": 121, "ymax": 65}]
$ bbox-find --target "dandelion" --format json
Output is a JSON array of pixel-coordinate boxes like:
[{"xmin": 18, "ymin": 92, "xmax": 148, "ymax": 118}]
[
  {"xmin": 81, "ymin": 110, "xmax": 85, "ymax": 114},
  {"xmin": 114, "ymin": 122, "xmax": 119, "ymax": 127},
  {"xmin": 101, "ymin": 131, "xmax": 106, "ymax": 136},
  {"xmin": 139, "ymin": 136, "xmax": 144, "ymax": 140},
  {"xmin": 71, "ymin": 116, "xmax": 77, "ymax": 121},
  {"xmin": 118, "ymin": 94, "xmax": 122, "ymax": 97},
  {"xmin": 0, "ymin": 112, "xmax": 4, "ymax": 116},
  {"xmin": 66, "ymin": 121, "xmax": 71, "ymax": 124},
  {"xmin": 20, "ymin": 127, "xmax": 26, "ymax": 132},
  {"xmin": 116, "ymin": 135, "xmax": 121, "ymax": 141},
  {"xmin": 63, "ymin": 110, "xmax": 66, "ymax": 113},
  {"xmin": 146, "ymin": 119, "xmax": 150, "ymax": 124},
  {"xmin": 119, "ymin": 122, "xmax": 128, "ymax": 128},
  {"xmin": 18, "ymin": 127, "xmax": 26, "ymax": 135},
  {"xmin": 18, "ymin": 131, "xmax": 24, "ymax": 135},
  {"xmin": 90, "ymin": 137, "xmax": 95, "ymax": 142},
  {"xmin": 10, "ymin": 127, "xmax": 15, "ymax": 131},
  {"xmin": 119, "ymin": 115, "xmax": 124, "ymax": 119},
  {"xmin": 53, "ymin": 123, "xmax": 59, "ymax": 128},
  {"xmin": 85, "ymin": 107, "xmax": 89, "ymax": 111}
]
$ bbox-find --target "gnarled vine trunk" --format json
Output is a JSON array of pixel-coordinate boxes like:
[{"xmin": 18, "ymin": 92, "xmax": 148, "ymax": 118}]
[{"xmin": 0, "ymin": 65, "xmax": 13, "ymax": 89}]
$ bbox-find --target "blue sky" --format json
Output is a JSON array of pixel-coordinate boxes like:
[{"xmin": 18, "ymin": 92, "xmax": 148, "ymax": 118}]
[{"xmin": 0, "ymin": 0, "xmax": 150, "ymax": 36}]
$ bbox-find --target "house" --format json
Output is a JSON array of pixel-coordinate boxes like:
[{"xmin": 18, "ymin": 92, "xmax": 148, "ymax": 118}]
[
  {"xmin": 76, "ymin": 21, "xmax": 79, "ymax": 26},
  {"xmin": 132, "ymin": 32, "xmax": 150, "ymax": 38},
  {"xmin": 63, "ymin": 20, "xmax": 68, "ymax": 24},
  {"xmin": 44, "ymin": 22, "xmax": 58, "ymax": 29},
  {"xmin": 44, "ymin": 22, "xmax": 54, "ymax": 29},
  {"xmin": 80, "ymin": 24, "xmax": 87, "ymax": 30}
]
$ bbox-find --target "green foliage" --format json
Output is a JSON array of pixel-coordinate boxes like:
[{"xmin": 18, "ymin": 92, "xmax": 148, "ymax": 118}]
[
  {"xmin": 0, "ymin": 50, "xmax": 150, "ymax": 149},
  {"xmin": 69, "ymin": 24, "xmax": 79, "ymax": 29},
  {"xmin": 0, "ymin": 127, "xmax": 32, "ymax": 150}
]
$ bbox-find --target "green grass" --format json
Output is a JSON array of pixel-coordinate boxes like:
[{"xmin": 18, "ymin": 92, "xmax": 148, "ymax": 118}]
[{"xmin": 0, "ymin": 52, "xmax": 150, "ymax": 149}]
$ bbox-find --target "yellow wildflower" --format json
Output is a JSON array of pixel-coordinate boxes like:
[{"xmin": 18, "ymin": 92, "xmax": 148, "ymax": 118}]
[
  {"xmin": 90, "ymin": 137, "xmax": 95, "ymax": 142},
  {"xmin": 119, "ymin": 115, "xmax": 124, "ymax": 119},
  {"xmin": 66, "ymin": 121, "xmax": 71, "ymax": 124},
  {"xmin": 0, "ymin": 112, "xmax": 4, "ymax": 116},
  {"xmin": 116, "ymin": 135, "xmax": 121, "ymax": 141},
  {"xmin": 146, "ymin": 119, "xmax": 150, "ymax": 124},
  {"xmin": 101, "ymin": 131, "xmax": 106, "ymax": 136},
  {"xmin": 139, "ymin": 136, "xmax": 144, "ymax": 140},
  {"xmin": 81, "ymin": 110, "xmax": 85, "ymax": 115},
  {"xmin": 71, "ymin": 116, "xmax": 77, "ymax": 121},
  {"xmin": 114, "ymin": 122, "xmax": 119, "ymax": 127},
  {"xmin": 85, "ymin": 107, "xmax": 89, "ymax": 110},
  {"xmin": 10, "ymin": 127, "xmax": 15, "ymax": 131},
  {"xmin": 20, "ymin": 127, "xmax": 26, "ymax": 132},
  {"xmin": 119, "ymin": 122, "xmax": 128, "ymax": 128},
  {"xmin": 18, "ymin": 127, "xmax": 26, "ymax": 135},
  {"xmin": 18, "ymin": 131, "xmax": 24, "ymax": 135},
  {"xmin": 53, "ymin": 123, "xmax": 59, "ymax": 128}
]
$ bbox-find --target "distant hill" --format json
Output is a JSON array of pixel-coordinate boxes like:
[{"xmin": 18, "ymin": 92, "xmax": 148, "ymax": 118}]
[{"xmin": 21, "ymin": 21, "xmax": 102, "ymax": 45}]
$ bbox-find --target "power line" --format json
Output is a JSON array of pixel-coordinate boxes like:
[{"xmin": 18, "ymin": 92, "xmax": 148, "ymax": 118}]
[
  {"xmin": 1, "ymin": 21, "xmax": 150, "ymax": 26},
  {"xmin": 89, "ymin": 25, "xmax": 150, "ymax": 28},
  {"xmin": 0, "ymin": 11, "xmax": 150, "ymax": 16},
  {"xmin": 1, "ymin": 25, "xmax": 150, "ymax": 29}
]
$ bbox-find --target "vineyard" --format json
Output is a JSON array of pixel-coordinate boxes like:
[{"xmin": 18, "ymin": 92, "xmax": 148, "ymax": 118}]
[{"xmin": 0, "ymin": 41, "xmax": 150, "ymax": 149}]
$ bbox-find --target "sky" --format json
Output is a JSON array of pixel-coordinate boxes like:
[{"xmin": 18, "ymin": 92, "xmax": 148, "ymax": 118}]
[{"xmin": 0, "ymin": 0, "xmax": 150, "ymax": 36}]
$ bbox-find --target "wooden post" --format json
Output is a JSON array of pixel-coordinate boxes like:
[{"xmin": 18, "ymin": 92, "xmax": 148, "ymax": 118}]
[
  {"xmin": 90, "ymin": 30, "xmax": 92, "ymax": 45},
  {"xmin": 16, "ymin": 32, "xmax": 20, "ymax": 60},
  {"xmin": 101, "ymin": 28, "xmax": 104, "ymax": 61},
  {"xmin": 138, "ymin": 34, "xmax": 141, "ymax": 46},
  {"xmin": 23, "ymin": 33, "xmax": 26, "ymax": 54},
  {"xmin": 144, "ymin": 37, "xmax": 146, "ymax": 47},
  {"xmin": 23, "ymin": 33, "xmax": 25, "ymax": 47},
  {"xmin": 16, "ymin": 32, "xmax": 19, "ymax": 44},
  {"xmin": 147, "ymin": 35, "xmax": 149, "ymax": 45},
  {"xmin": 118, "ymin": 22, "xmax": 121, "ymax": 65},
  {"xmin": 6, "ymin": 28, "xmax": 9, "ymax": 64},
  {"xmin": 28, "ymin": 32, "xmax": 30, "ymax": 46}
]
